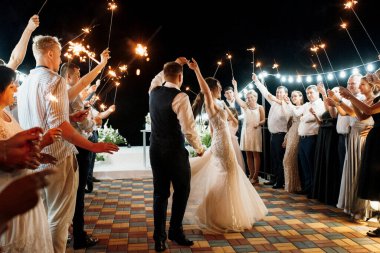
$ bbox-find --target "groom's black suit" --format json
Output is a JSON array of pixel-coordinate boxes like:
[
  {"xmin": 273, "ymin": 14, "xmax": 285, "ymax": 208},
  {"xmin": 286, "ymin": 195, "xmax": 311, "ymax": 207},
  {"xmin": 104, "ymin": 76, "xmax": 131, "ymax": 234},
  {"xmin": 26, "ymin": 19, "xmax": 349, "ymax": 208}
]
[{"xmin": 149, "ymin": 86, "xmax": 191, "ymax": 243}]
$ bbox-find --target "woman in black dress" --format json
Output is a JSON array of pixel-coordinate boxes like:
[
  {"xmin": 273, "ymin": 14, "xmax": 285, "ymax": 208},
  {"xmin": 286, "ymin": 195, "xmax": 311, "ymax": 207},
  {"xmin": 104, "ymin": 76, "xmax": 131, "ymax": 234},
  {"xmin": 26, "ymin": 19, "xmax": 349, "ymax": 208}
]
[
  {"xmin": 311, "ymin": 86, "xmax": 340, "ymax": 205},
  {"xmin": 340, "ymin": 82, "xmax": 380, "ymax": 237}
]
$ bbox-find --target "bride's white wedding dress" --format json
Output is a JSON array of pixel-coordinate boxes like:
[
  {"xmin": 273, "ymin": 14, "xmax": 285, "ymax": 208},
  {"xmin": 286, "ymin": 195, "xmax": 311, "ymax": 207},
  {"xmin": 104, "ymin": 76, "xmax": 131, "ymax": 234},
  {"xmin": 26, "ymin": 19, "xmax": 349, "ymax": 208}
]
[{"xmin": 187, "ymin": 107, "xmax": 268, "ymax": 233}]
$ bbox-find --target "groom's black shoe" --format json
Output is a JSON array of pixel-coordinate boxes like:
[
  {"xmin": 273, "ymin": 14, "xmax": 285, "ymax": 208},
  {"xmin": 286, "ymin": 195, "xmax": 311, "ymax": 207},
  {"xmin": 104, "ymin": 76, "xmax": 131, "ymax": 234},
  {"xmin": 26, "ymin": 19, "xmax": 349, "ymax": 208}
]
[
  {"xmin": 154, "ymin": 240, "xmax": 166, "ymax": 252},
  {"xmin": 168, "ymin": 233, "xmax": 193, "ymax": 246}
]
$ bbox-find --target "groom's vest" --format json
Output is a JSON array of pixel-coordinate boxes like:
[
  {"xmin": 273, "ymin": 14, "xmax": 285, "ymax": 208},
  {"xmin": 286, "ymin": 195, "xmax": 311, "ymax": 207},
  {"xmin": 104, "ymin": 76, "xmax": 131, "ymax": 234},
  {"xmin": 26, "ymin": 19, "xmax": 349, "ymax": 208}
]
[{"xmin": 149, "ymin": 86, "xmax": 185, "ymax": 147}]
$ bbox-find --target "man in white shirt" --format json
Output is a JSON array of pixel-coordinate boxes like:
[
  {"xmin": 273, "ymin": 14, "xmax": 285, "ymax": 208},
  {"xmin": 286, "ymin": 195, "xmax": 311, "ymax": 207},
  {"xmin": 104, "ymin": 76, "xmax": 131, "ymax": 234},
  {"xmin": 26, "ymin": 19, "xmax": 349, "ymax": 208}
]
[
  {"xmin": 296, "ymin": 85, "xmax": 325, "ymax": 197},
  {"xmin": 328, "ymin": 74, "xmax": 362, "ymax": 176},
  {"xmin": 253, "ymin": 74, "xmax": 289, "ymax": 189},
  {"xmin": 224, "ymin": 86, "xmax": 243, "ymax": 119}
]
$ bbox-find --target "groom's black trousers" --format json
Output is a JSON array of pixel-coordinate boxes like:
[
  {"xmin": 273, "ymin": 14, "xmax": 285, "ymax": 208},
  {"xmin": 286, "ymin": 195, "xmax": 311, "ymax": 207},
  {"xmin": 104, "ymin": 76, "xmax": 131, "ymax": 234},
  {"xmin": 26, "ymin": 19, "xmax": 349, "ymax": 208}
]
[{"xmin": 150, "ymin": 141, "xmax": 191, "ymax": 242}]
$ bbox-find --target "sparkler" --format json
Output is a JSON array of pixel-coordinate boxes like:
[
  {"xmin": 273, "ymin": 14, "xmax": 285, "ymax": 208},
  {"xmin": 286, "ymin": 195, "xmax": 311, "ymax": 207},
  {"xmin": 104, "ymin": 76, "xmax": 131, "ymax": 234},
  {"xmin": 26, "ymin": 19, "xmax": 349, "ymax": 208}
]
[
  {"xmin": 255, "ymin": 61, "xmax": 263, "ymax": 73},
  {"xmin": 318, "ymin": 42, "xmax": 338, "ymax": 87},
  {"xmin": 344, "ymin": 0, "xmax": 380, "ymax": 55},
  {"xmin": 42, "ymin": 93, "xmax": 58, "ymax": 130},
  {"xmin": 135, "ymin": 44, "xmax": 148, "ymax": 57},
  {"xmin": 37, "ymin": 0, "xmax": 48, "ymax": 15},
  {"xmin": 107, "ymin": 1, "xmax": 117, "ymax": 48},
  {"xmin": 62, "ymin": 25, "xmax": 97, "ymax": 48},
  {"xmin": 185, "ymin": 86, "xmax": 197, "ymax": 96},
  {"xmin": 226, "ymin": 53, "xmax": 235, "ymax": 80},
  {"xmin": 247, "ymin": 47, "xmax": 255, "ymax": 74},
  {"xmin": 213, "ymin": 61, "xmax": 222, "ymax": 78},
  {"xmin": 272, "ymin": 60, "xmax": 282, "ymax": 85},
  {"xmin": 66, "ymin": 42, "xmax": 100, "ymax": 64},
  {"xmin": 100, "ymin": 103, "xmax": 107, "ymax": 111},
  {"xmin": 113, "ymin": 81, "xmax": 120, "ymax": 105},
  {"xmin": 340, "ymin": 20, "xmax": 365, "ymax": 66},
  {"xmin": 310, "ymin": 42, "xmax": 329, "ymax": 88}
]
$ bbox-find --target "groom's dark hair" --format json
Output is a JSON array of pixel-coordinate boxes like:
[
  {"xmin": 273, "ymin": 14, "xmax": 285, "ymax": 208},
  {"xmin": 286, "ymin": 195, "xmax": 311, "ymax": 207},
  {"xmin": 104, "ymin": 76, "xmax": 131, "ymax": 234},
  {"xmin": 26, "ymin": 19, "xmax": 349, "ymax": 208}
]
[{"xmin": 163, "ymin": 62, "xmax": 183, "ymax": 80}]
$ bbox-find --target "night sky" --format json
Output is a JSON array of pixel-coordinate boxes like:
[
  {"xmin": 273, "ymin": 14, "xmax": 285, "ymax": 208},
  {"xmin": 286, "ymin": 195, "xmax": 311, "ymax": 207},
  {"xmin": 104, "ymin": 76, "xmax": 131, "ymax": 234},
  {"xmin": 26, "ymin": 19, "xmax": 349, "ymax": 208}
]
[{"xmin": 1, "ymin": 0, "xmax": 380, "ymax": 145}]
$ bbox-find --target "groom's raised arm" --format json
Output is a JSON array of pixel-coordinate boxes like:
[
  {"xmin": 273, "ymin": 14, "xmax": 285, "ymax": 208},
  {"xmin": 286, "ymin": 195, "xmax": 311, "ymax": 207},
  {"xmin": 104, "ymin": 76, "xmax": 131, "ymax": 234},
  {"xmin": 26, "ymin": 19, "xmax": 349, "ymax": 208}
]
[
  {"xmin": 173, "ymin": 93, "xmax": 205, "ymax": 155},
  {"xmin": 149, "ymin": 70, "xmax": 164, "ymax": 94}
]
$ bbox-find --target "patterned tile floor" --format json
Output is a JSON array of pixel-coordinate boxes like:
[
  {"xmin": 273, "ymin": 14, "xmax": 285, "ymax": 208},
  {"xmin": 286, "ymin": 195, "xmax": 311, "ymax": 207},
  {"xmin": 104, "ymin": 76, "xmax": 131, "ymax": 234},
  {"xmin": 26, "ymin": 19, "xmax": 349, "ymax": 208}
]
[{"xmin": 67, "ymin": 178, "xmax": 380, "ymax": 252}]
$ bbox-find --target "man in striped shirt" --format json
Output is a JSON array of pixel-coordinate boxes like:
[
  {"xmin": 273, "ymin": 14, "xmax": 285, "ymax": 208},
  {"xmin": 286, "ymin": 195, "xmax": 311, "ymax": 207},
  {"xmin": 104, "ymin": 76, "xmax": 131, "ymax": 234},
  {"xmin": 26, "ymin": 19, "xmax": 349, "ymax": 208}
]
[{"xmin": 17, "ymin": 35, "xmax": 118, "ymax": 253}]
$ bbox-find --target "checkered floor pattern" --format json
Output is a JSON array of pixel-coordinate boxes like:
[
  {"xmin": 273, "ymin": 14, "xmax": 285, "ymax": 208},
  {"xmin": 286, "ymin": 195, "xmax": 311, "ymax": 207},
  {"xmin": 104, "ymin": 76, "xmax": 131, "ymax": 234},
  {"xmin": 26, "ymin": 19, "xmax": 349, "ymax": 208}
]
[{"xmin": 68, "ymin": 178, "xmax": 380, "ymax": 252}]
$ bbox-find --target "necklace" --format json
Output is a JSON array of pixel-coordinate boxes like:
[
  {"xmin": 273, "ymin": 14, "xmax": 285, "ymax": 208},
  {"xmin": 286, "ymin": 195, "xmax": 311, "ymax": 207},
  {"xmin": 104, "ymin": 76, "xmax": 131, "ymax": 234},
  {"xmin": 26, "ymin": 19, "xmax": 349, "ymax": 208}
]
[{"xmin": 0, "ymin": 110, "xmax": 11, "ymax": 122}]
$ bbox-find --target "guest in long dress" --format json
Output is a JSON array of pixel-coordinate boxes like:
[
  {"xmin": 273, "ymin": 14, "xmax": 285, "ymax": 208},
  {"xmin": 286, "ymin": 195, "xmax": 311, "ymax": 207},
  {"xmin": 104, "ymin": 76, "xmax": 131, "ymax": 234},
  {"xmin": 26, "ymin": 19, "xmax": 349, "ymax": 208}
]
[
  {"xmin": 226, "ymin": 106, "xmax": 245, "ymax": 170},
  {"xmin": 232, "ymin": 79, "xmax": 265, "ymax": 184},
  {"xmin": 282, "ymin": 91, "xmax": 303, "ymax": 193},
  {"xmin": 339, "ymin": 80, "xmax": 380, "ymax": 236},
  {"xmin": 336, "ymin": 77, "xmax": 376, "ymax": 220},
  {"xmin": 312, "ymin": 85, "xmax": 340, "ymax": 205},
  {"xmin": 328, "ymin": 75, "xmax": 362, "ymax": 183}
]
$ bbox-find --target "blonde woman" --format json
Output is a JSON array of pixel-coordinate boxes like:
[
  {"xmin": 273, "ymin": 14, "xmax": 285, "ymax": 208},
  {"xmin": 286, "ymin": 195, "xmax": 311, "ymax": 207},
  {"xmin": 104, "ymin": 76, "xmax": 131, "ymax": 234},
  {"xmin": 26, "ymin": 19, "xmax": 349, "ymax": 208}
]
[
  {"xmin": 340, "ymin": 74, "xmax": 380, "ymax": 237},
  {"xmin": 232, "ymin": 80, "xmax": 265, "ymax": 184},
  {"xmin": 337, "ymin": 76, "xmax": 375, "ymax": 220}
]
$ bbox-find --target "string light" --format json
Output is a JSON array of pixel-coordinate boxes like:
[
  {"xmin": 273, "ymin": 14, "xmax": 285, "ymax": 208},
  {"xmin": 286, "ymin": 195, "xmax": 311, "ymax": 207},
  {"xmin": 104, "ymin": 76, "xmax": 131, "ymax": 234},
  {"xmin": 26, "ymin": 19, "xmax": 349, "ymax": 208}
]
[{"xmin": 236, "ymin": 59, "xmax": 380, "ymax": 97}]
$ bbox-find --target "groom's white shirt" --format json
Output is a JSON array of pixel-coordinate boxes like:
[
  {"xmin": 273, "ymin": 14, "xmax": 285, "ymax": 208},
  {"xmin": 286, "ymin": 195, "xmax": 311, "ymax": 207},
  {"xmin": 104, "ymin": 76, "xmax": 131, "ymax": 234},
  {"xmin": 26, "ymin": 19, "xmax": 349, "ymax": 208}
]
[{"xmin": 149, "ymin": 71, "xmax": 203, "ymax": 153}]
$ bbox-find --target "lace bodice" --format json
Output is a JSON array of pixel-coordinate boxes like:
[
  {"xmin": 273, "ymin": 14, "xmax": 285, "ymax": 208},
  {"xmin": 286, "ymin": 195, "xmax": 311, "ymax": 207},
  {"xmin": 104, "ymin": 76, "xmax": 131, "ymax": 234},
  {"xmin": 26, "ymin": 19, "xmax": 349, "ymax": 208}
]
[{"xmin": 209, "ymin": 108, "xmax": 236, "ymax": 171}]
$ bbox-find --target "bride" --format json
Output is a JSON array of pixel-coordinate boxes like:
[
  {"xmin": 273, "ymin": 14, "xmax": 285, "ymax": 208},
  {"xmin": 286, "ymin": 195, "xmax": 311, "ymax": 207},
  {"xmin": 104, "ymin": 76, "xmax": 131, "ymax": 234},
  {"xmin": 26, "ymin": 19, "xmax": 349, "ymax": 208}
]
[{"xmin": 186, "ymin": 58, "xmax": 268, "ymax": 233}]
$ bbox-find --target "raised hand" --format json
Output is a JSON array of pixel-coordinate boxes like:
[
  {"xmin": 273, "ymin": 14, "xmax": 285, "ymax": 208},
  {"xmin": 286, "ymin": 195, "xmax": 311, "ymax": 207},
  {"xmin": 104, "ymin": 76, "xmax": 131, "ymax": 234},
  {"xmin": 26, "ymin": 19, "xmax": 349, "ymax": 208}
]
[
  {"xmin": 100, "ymin": 49, "xmax": 111, "ymax": 65},
  {"xmin": 175, "ymin": 57, "xmax": 188, "ymax": 66},
  {"xmin": 283, "ymin": 96, "xmax": 291, "ymax": 104},
  {"xmin": 186, "ymin": 58, "xmax": 199, "ymax": 71},
  {"xmin": 1, "ymin": 128, "xmax": 43, "ymax": 171},
  {"xmin": 232, "ymin": 79, "xmax": 238, "ymax": 88},
  {"xmin": 326, "ymin": 97, "xmax": 336, "ymax": 107},
  {"xmin": 88, "ymin": 84, "xmax": 97, "ymax": 94},
  {"xmin": 70, "ymin": 109, "xmax": 89, "ymax": 123},
  {"xmin": 108, "ymin": 105, "xmax": 116, "ymax": 112},
  {"xmin": 42, "ymin": 127, "xmax": 62, "ymax": 146},
  {"xmin": 252, "ymin": 73, "xmax": 259, "ymax": 83},
  {"xmin": 26, "ymin": 15, "xmax": 39, "ymax": 32},
  {"xmin": 6, "ymin": 127, "xmax": 42, "ymax": 149},
  {"xmin": 317, "ymin": 82, "xmax": 326, "ymax": 96},
  {"xmin": 339, "ymin": 86, "xmax": 353, "ymax": 99}
]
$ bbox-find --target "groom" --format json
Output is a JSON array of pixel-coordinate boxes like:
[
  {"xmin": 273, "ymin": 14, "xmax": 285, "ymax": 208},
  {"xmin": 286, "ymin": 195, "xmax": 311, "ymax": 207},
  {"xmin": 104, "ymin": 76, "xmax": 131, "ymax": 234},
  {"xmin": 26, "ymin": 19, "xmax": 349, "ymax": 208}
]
[{"xmin": 149, "ymin": 57, "xmax": 205, "ymax": 251}]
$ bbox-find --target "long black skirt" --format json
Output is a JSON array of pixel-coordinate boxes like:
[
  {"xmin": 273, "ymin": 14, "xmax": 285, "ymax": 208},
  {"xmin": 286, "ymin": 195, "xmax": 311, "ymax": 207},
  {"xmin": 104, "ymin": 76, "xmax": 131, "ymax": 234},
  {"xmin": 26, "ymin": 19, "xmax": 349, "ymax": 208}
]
[{"xmin": 312, "ymin": 121, "xmax": 340, "ymax": 205}]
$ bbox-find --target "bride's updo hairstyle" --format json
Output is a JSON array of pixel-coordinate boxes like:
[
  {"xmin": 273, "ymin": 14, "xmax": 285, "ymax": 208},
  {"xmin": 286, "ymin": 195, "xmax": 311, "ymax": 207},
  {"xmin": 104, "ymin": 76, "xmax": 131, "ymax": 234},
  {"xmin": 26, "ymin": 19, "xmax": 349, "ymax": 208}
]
[{"xmin": 192, "ymin": 77, "xmax": 220, "ymax": 118}]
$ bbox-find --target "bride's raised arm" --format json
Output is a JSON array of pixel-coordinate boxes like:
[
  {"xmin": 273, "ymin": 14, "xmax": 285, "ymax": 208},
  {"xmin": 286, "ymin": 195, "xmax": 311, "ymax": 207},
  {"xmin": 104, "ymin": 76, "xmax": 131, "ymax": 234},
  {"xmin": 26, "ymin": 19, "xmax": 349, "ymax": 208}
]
[{"xmin": 187, "ymin": 58, "xmax": 218, "ymax": 117}]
